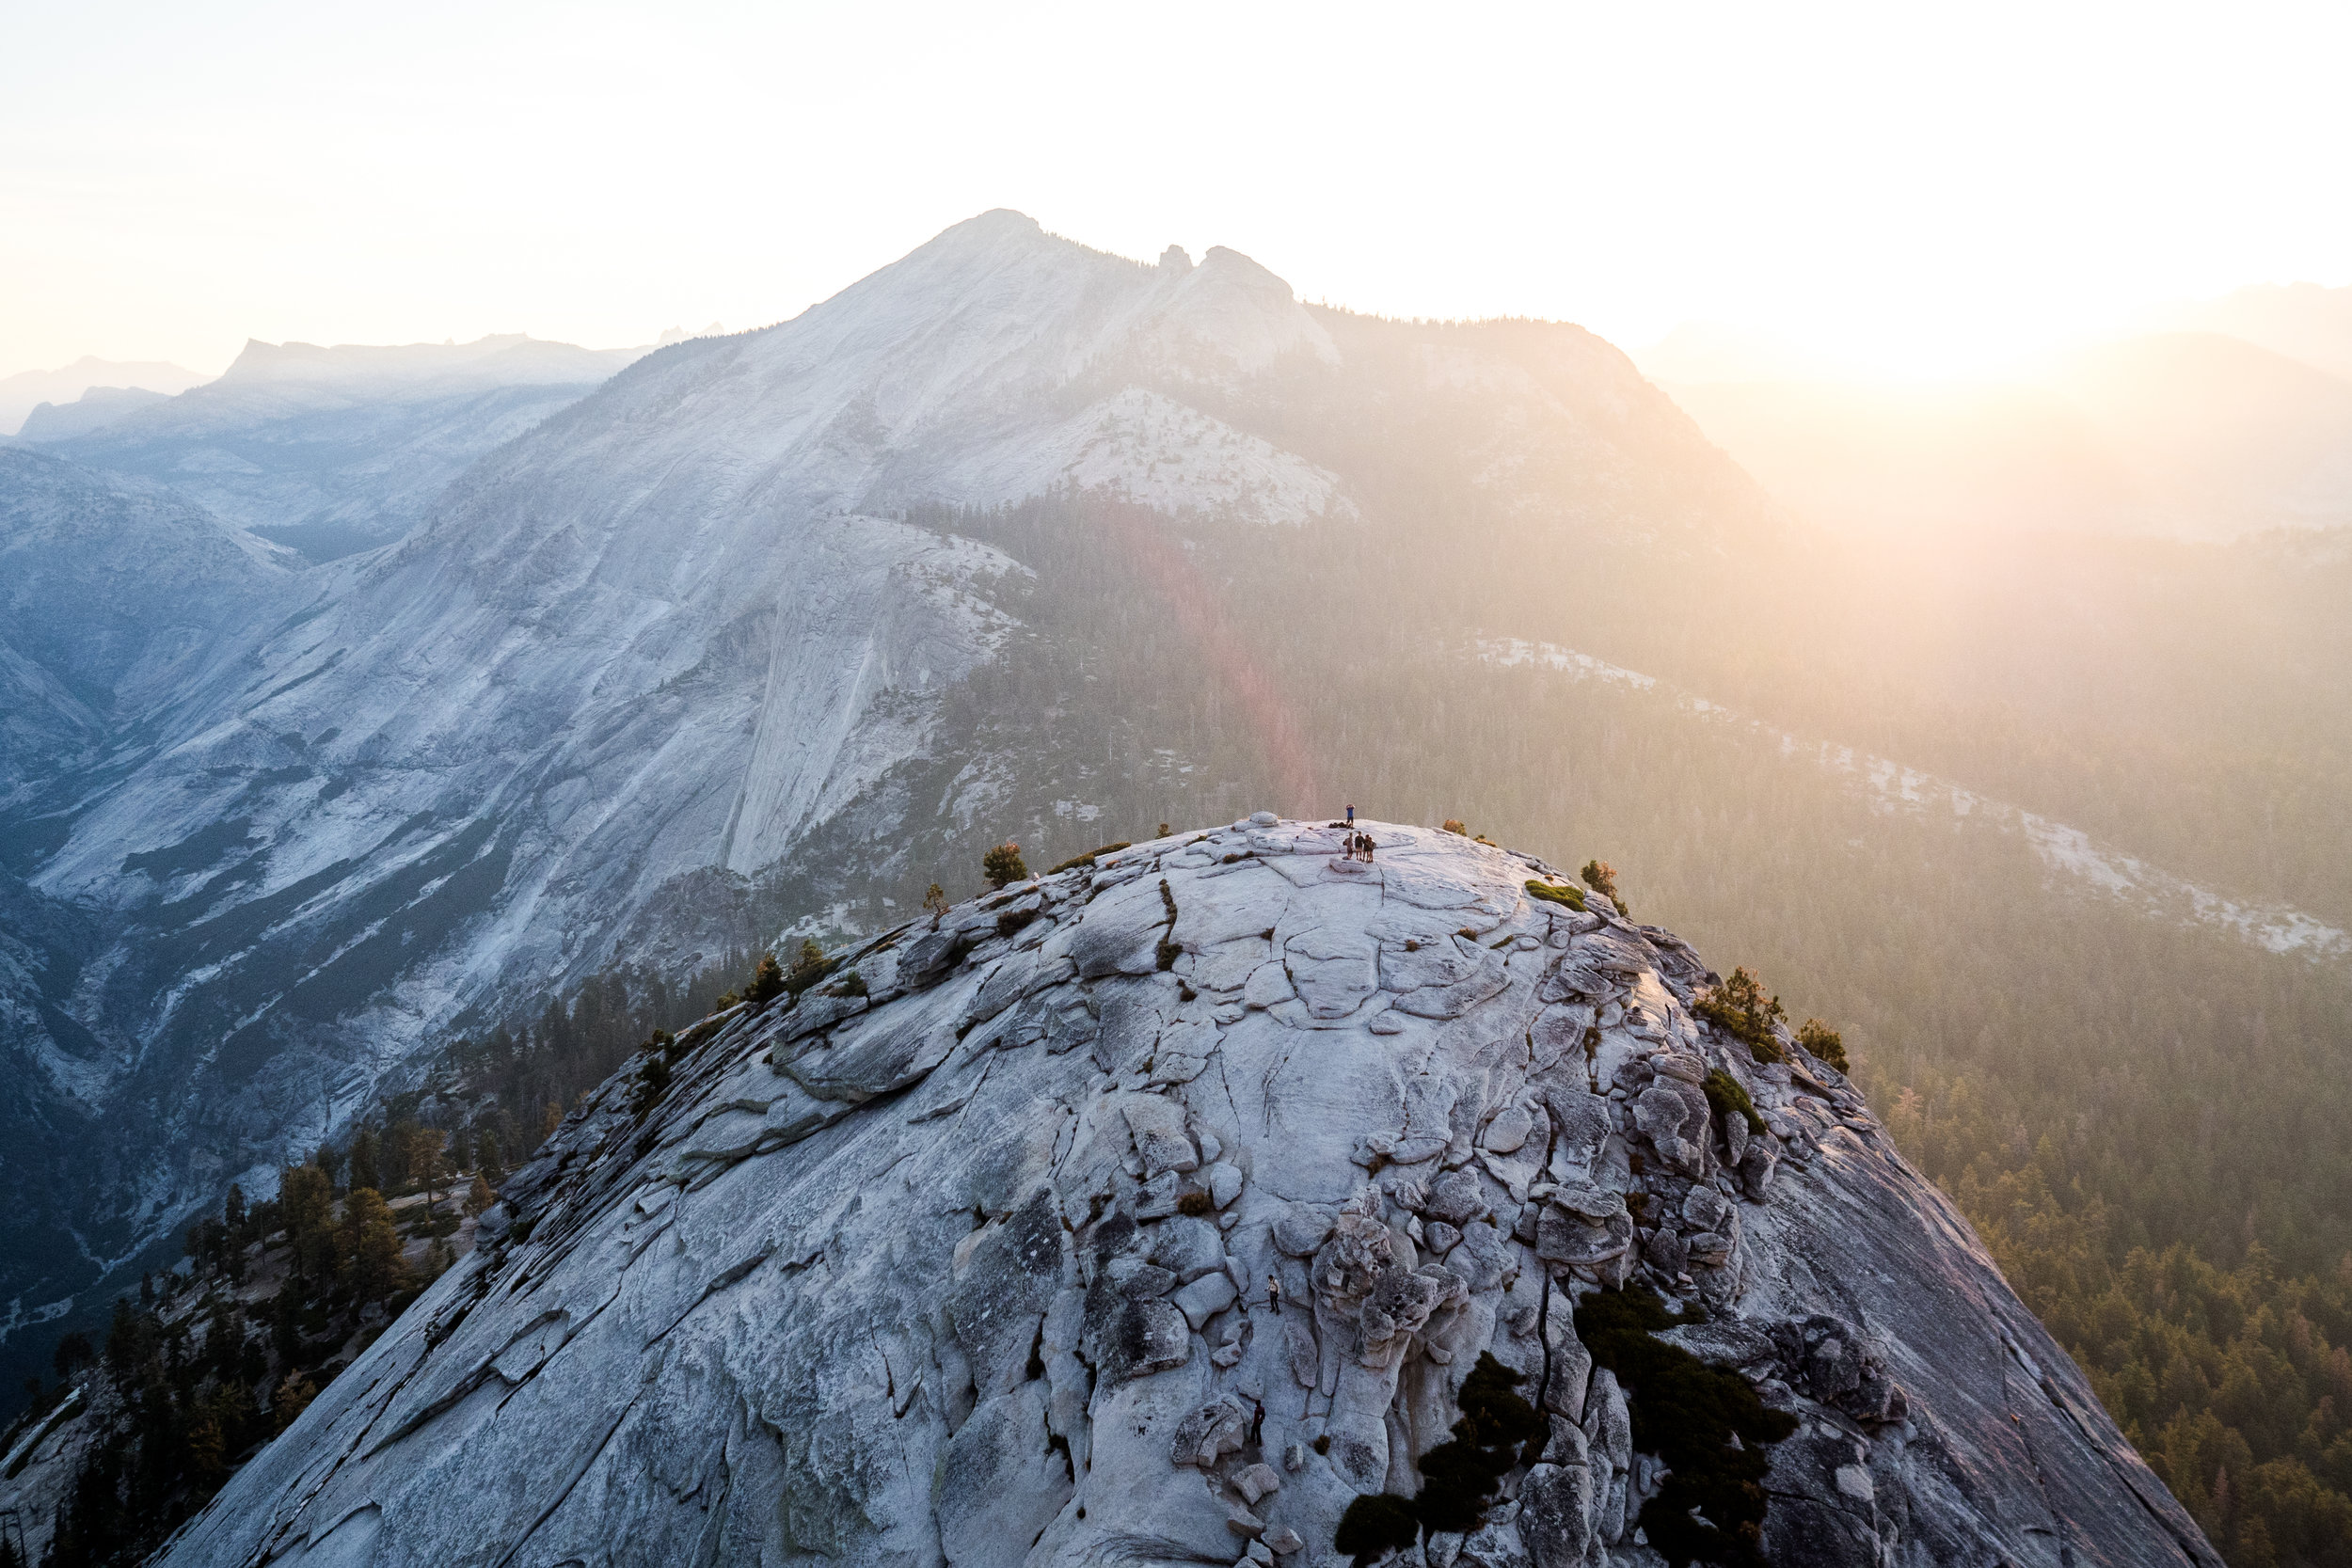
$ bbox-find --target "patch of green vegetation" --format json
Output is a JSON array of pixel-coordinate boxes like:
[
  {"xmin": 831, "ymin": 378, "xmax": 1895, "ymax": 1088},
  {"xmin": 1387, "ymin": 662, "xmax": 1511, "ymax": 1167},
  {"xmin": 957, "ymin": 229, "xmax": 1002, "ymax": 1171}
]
[
  {"xmin": 1333, "ymin": 1353, "xmax": 1545, "ymax": 1562},
  {"xmin": 1334, "ymin": 1493, "xmax": 1420, "ymax": 1566},
  {"xmin": 1575, "ymin": 1287, "xmax": 1798, "ymax": 1568},
  {"xmin": 1796, "ymin": 1017, "xmax": 1848, "ymax": 1072},
  {"xmin": 1694, "ymin": 966, "xmax": 1786, "ymax": 1065},
  {"xmin": 629, "ymin": 1053, "xmax": 672, "ymax": 1118},
  {"xmin": 1045, "ymin": 841, "xmax": 1131, "ymax": 875},
  {"xmin": 1524, "ymin": 879, "xmax": 1586, "ymax": 911},
  {"xmin": 1703, "ymin": 1069, "xmax": 1767, "ymax": 1135},
  {"xmin": 996, "ymin": 908, "xmax": 1040, "ymax": 941},
  {"xmin": 783, "ymin": 939, "xmax": 835, "ymax": 998}
]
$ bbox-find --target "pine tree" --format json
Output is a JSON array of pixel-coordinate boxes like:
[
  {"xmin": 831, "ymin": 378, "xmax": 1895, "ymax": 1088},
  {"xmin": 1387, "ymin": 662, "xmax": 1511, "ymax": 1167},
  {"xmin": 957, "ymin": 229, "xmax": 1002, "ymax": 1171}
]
[
  {"xmin": 1577, "ymin": 859, "xmax": 1627, "ymax": 917},
  {"xmin": 273, "ymin": 1370, "xmax": 317, "ymax": 1433},
  {"xmin": 982, "ymin": 841, "xmax": 1029, "ymax": 889},
  {"xmin": 341, "ymin": 1188, "xmax": 406, "ymax": 1303},
  {"xmin": 744, "ymin": 951, "xmax": 786, "ymax": 1006},
  {"xmin": 348, "ymin": 1125, "xmax": 380, "ymax": 1195}
]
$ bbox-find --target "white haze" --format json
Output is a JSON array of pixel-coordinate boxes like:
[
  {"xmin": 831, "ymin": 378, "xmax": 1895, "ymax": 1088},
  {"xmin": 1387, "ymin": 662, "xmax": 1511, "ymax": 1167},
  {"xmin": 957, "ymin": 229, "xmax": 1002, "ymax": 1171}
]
[{"xmin": 5, "ymin": 0, "xmax": 2351, "ymax": 381}]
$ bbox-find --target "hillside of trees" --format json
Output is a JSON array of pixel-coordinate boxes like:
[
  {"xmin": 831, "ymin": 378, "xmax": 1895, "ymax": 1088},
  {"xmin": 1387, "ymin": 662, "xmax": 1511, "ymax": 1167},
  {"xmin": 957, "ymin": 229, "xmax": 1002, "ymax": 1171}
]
[
  {"xmin": 0, "ymin": 953, "xmax": 771, "ymax": 1567},
  {"xmin": 2, "ymin": 1162, "xmax": 479, "ymax": 1565}
]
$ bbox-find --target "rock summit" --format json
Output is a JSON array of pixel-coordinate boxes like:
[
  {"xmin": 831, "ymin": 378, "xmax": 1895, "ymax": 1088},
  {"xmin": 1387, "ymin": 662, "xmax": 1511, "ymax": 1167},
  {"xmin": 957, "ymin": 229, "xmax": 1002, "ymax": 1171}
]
[{"xmin": 158, "ymin": 819, "xmax": 2217, "ymax": 1568}]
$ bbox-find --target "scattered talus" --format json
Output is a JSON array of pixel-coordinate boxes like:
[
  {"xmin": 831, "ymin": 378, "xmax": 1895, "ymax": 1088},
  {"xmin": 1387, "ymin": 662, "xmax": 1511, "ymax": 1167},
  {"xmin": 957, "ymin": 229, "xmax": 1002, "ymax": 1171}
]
[{"xmin": 155, "ymin": 823, "xmax": 2216, "ymax": 1568}]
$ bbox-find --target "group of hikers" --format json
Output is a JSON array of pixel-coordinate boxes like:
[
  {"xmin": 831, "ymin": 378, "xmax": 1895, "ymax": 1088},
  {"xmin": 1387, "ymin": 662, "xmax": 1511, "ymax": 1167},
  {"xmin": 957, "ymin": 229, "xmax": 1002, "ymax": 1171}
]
[{"xmin": 1341, "ymin": 804, "xmax": 1375, "ymax": 862}]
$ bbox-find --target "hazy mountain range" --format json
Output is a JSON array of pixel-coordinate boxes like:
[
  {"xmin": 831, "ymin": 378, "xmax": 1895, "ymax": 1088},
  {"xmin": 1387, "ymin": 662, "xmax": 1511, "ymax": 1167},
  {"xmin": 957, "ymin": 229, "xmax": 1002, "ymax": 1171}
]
[
  {"xmin": 10, "ymin": 334, "xmax": 651, "ymax": 561},
  {"xmin": 0, "ymin": 357, "xmax": 211, "ymax": 439}
]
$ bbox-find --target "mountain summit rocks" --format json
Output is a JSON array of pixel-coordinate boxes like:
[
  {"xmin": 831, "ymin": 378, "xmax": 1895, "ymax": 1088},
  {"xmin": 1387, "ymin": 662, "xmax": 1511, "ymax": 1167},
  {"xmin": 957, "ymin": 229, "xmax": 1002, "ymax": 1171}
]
[{"xmin": 156, "ymin": 821, "xmax": 2217, "ymax": 1568}]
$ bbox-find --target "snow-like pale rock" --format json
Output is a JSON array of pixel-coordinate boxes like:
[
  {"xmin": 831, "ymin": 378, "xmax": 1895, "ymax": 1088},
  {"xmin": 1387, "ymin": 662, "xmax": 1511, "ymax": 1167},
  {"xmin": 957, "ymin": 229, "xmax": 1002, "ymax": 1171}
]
[{"xmin": 156, "ymin": 823, "xmax": 2217, "ymax": 1568}]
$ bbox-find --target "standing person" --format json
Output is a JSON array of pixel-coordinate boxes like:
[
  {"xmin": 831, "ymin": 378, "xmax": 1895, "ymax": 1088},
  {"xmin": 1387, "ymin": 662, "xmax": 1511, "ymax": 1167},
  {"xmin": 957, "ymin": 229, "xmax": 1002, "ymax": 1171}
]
[{"xmin": 1345, "ymin": 804, "xmax": 1356, "ymax": 831}]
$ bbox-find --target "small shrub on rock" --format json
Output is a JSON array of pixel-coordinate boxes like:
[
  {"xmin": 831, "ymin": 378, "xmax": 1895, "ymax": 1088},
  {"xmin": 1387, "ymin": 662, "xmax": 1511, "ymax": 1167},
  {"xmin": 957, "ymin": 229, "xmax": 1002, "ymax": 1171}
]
[
  {"xmin": 1175, "ymin": 1190, "xmax": 1214, "ymax": 1217},
  {"xmin": 630, "ymin": 1055, "xmax": 673, "ymax": 1117},
  {"xmin": 785, "ymin": 938, "xmax": 832, "ymax": 996},
  {"xmin": 1579, "ymin": 859, "xmax": 1628, "ymax": 918},
  {"xmin": 1334, "ymin": 1494, "xmax": 1420, "ymax": 1566},
  {"xmin": 1331, "ymin": 1353, "xmax": 1544, "ymax": 1560},
  {"xmin": 923, "ymin": 882, "xmax": 949, "ymax": 918},
  {"xmin": 1797, "ymin": 1018, "xmax": 1849, "ymax": 1072},
  {"xmin": 1576, "ymin": 1287, "xmax": 1798, "ymax": 1568},
  {"xmin": 1695, "ymin": 966, "xmax": 1786, "ymax": 1064},
  {"xmin": 1411, "ymin": 1353, "xmax": 1546, "ymax": 1531},
  {"xmin": 1440, "ymin": 819, "xmax": 1468, "ymax": 835},
  {"xmin": 982, "ymin": 842, "xmax": 1029, "ymax": 889},
  {"xmin": 743, "ymin": 953, "xmax": 786, "ymax": 1006}
]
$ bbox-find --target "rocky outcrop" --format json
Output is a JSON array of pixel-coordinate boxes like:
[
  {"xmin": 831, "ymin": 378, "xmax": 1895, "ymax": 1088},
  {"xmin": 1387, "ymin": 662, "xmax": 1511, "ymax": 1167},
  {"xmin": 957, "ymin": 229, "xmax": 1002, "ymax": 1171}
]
[{"xmin": 153, "ymin": 821, "xmax": 2218, "ymax": 1568}]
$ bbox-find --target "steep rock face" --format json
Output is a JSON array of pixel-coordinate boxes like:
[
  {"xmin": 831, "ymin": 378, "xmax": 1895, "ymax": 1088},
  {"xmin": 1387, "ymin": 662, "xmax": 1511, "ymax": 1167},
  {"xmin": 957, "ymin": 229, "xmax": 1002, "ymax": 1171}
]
[
  {"xmin": 0, "ymin": 447, "xmax": 295, "ymax": 793},
  {"xmin": 159, "ymin": 822, "xmax": 2215, "ymax": 1568}
]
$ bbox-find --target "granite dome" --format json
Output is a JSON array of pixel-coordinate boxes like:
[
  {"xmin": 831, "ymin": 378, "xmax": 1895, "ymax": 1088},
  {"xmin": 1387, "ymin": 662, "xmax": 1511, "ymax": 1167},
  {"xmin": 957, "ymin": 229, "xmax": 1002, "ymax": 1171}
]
[{"xmin": 155, "ymin": 819, "xmax": 2215, "ymax": 1568}]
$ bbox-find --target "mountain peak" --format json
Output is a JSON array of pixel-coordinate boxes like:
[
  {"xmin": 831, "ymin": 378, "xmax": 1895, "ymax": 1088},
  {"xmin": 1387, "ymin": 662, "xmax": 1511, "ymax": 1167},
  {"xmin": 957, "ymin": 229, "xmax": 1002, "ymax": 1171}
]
[{"xmin": 156, "ymin": 819, "xmax": 2215, "ymax": 1568}]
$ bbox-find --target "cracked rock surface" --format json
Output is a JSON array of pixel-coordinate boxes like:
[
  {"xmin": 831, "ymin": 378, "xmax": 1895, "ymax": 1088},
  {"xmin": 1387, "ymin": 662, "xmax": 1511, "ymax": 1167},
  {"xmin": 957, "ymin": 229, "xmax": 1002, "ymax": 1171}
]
[{"xmin": 155, "ymin": 821, "xmax": 2218, "ymax": 1568}]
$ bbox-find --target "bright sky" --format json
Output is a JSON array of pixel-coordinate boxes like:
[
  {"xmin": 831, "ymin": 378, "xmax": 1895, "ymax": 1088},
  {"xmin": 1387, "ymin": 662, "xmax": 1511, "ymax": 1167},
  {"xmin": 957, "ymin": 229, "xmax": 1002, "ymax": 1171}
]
[{"xmin": 6, "ymin": 0, "xmax": 2349, "ymax": 381}]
